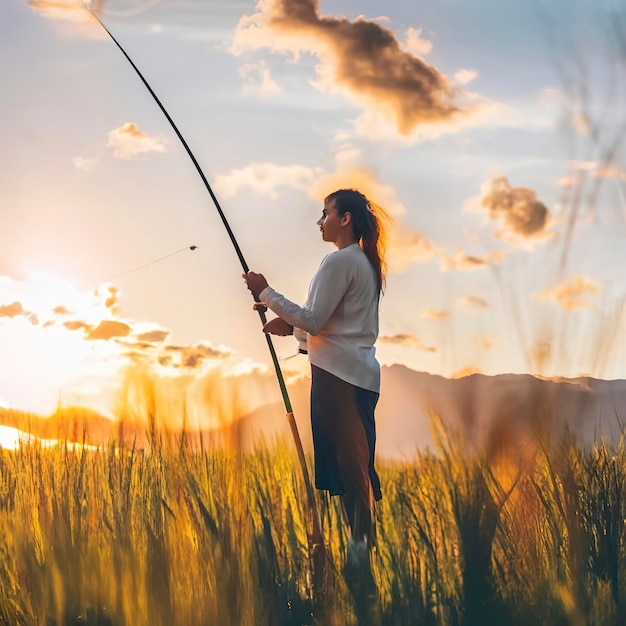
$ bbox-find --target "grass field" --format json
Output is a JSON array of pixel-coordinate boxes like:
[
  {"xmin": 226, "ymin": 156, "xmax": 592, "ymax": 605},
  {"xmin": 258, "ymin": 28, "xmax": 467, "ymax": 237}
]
[{"xmin": 0, "ymin": 413, "xmax": 624, "ymax": 626}]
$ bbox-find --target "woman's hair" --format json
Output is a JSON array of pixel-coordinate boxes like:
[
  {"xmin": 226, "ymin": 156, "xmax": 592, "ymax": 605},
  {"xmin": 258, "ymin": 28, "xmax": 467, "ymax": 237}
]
[{"xmin": 325, "ymin": 188, "xmax": 389, "ymax": 297}]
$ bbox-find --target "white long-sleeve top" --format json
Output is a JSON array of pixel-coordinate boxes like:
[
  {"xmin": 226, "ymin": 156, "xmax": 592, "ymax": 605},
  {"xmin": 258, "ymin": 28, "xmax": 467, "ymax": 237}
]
[{"xmin": 259, "ymin": 243, "xmax": 380, "ymax": 393}]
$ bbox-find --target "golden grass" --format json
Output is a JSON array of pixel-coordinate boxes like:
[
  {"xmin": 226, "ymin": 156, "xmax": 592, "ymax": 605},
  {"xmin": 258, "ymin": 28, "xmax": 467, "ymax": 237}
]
[{"xmin": 0, "ymin": 416, "xmax": 625, "ymax": 625}]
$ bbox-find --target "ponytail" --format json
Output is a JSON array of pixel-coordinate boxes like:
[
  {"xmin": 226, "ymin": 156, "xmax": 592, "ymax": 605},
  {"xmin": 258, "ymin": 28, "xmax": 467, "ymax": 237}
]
[{"xmin": 325, "ymin": 189, "xmax": 389, "ymax": 298}]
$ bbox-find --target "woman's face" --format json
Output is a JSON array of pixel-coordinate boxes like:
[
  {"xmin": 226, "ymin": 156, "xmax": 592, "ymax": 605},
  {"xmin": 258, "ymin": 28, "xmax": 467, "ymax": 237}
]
[{"xmin": 317, "ymin": 199, "xmax": 343, "ymax": 244}]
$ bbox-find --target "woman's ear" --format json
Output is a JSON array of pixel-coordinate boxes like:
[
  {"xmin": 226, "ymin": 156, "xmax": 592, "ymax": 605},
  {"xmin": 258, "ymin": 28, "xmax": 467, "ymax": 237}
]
[{"xmin": 340, "ymin": 211, "xmax": 352, "ymax": 227}]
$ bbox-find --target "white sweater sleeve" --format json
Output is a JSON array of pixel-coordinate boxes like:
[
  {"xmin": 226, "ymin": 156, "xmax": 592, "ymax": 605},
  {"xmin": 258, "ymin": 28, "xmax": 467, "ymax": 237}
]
[{"xmin": 259, "ymin": 253, "xmax": 351, "ymax": 336}]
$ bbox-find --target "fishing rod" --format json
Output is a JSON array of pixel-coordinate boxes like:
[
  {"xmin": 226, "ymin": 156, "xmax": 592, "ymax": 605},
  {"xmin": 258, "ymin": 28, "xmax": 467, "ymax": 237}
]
[{"xmin": 83, "ymin": 5, "xmax": 325, "ymax": 560}]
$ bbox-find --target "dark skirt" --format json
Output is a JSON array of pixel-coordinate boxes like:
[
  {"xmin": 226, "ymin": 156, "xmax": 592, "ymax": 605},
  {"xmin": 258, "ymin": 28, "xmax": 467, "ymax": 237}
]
[{"xmin": 310, "ymin": 364, "xmax": 382, "ymax": 501}]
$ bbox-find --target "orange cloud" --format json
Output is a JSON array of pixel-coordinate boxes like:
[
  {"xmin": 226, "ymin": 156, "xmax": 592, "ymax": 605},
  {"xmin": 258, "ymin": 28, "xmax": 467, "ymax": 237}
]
[
  {"xmin": 61, "ymin": 319, "xmax": 131, "ymax": 340},
  {"xmin": 136, "ymin": 330, "xmax": 170, "ymax": 343},
  {"xmin": 164, "ymin": 343, "xmax": 233, "ymax": 369},
  {"xmin": 63, "ymin": 320, "xmax": 91, "ymax": 332},
  {"xmin": 387, "ymin": 230, "xmax": 438, "ymax": 272},
  {"xmin": 86, "ymin": 320, "xmax": 132, "ymax": 341},
  {"xmin": 379, "ymin": 333, "xmax": 437, "ymax": 352},
  {"xmin": 103, "ymin": 285, "xmax": 120, "ymax": 311},
  {"xmin": 233, "ymin": 0, "xmax": 469, "ymax": 135},
  {"xmin": 536, "ymin": 275, "xmax": 600, "ymax": 310},
  {"xmin": 456, "ymin": 296, "xmax": 489, "ymax": 311},
  {"xmin": 439, "ymin": 248, "xmax": 489, "ymax": 272},
  {"xmin": 0, "ymin": 302, "xmax": 26, "ymax": 318},
  {"xmin": 107, "ymin": 122, "xmax": 167, "ymax": 159},
  {"xmin": 28, "ymin": 0, "xmax": 95, "ymax": 24},
  {"xmin": 422, "ymin": 307, "xmax": 449, "ymax": 320},
  {"xmin": 0, "ymin": 272, "xmax": 258, "ymax": 417},
  {"xmin": 27, "ymin": 0, "xmax": 107, "ymax": 39},
  {"xmin": 480, "ymin": 177, "xmax": 551, "ymax": 242}
]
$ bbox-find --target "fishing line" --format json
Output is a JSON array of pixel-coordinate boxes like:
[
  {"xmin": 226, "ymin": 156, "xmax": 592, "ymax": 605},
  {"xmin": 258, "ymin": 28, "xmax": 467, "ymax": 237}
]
[
  {"xmin": 81, "ymin": 2, "xmax": 325, "ymax": 564},
  {"xmin": 103, "ymin": 245, "xmax": 197, "ymax": 283}
]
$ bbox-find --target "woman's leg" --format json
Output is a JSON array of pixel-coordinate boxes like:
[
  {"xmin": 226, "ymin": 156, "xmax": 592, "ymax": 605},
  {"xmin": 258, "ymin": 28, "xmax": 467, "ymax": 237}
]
[{"xmin": 311, "ymin": 366, "xmax": 373, "ymax": 542}]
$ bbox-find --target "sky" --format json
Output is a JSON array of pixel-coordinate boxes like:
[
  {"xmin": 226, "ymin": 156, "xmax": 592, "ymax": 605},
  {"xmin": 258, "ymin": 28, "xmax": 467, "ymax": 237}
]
[{"xmin": 1, "ymin": 0, "xmax": 626, "ymax": 419}]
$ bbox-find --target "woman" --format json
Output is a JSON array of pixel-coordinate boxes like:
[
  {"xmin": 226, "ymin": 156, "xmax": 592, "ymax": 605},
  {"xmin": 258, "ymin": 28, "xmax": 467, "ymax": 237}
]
[{"xmin": 244, "ymin": 188, "xmax": 387, "ymax": 579}]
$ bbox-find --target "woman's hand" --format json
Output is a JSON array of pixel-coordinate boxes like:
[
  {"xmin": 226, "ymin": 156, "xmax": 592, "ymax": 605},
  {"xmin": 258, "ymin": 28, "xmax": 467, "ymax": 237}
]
[
  {"xmin": 243, "ymin": 271, "xmax": 269, "ymax": 298},
  {"xmin": 263, "ymin": 317, "xmax": 293, "ymax": 336}
]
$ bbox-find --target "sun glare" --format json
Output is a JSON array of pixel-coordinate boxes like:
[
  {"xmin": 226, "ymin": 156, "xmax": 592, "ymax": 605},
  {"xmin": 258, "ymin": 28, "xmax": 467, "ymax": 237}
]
[
  {"xmin": 0, "ymin": 425, "xmax": 33, "ymax": 451},
  {"xmin": 0, "ymin": 270, "xmax": 266, "ymax": 423},
  {"xmin": 0, "ymin": 272, "xmax": 130, "ymax": 416}
]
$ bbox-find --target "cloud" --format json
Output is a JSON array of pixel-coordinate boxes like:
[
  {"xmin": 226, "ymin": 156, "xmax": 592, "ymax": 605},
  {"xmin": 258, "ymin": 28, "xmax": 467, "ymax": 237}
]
[
  {"xmin": 477, "ymin": 176, "xmax": 552, "ymax": 244},
  {"xmin": 53, "ymin": 305, "xmax": 73, "ymax": 315},
  {"xmin": 86, "ymin": 320, "xmax": 132, "ymax": 340},
  {"xmin": 73, "ymin": 156, "xmax": 96, "ymax": 171},
  {"xmin": 164, "ymin": 343, "xmax": 233, "ymax": 369},
  {"xmin": 0, "ymin": 270, "xmax": 277, "ymax": 418},
  {"xmin": 27, "ymin": 0, "xmax": 108, "ymax": 39},
  {"xmin": 62, "ymin": 319, "xmax": 131, "ymax": 340},
  {"xmin": 232, "ymin": 0, "xmax": 477, "ymax": 136},
  {"xmin": 0, "ymin": 302, "xmax": 25, "ymax": 318},
  {"xmin": 453, "ymin": 69, "xmax": 478, "ymax": 86},
  {"xmin": 422, "ymin": 307, "xmax": 449, "ymax": 320},
  {"xmin": 439, "ymin": 248, "xmax": 489, "ymax": 272},
  {"xmin": 63, "ymin": 320, "xmax": 91, "ymax": 332},
  {"xmin": 136, "ymin": 329, "xmax": 170, "ymax": 343},
  {"xmin": 536, "ymin": 275, "xmax": 600, "ymax": 310},
  {"xmin": 98, "ymin": 285, "xmax": 120, "ymax": 313},
  {"xmin": 107, "ymin": 122, "xmax": 167, "ymax": 159},
  {"xmin": 403, "ymin": 26, "xmax": 433, "ymax": 56},
  {"xmin": 456, "ymin": 296, "xmax": 489, "ymax": 311},
  {"xmin": 28, "ymin": 0, "xmax": 95, "ymax": 24},
  {"xmin": 215, "ymin": 148, "xmax": 438, "ymax": 273},
  {"xmin": 379, "ymin": 333, "xmax": 437, "ymax": 352},
  {"xmin": 213, "ymin": 162, "xmax": 320, "ymax": 199},
  {"xmin": 212, "ymin": 147, "xmax": 406, "ymax": 215},
  {"xmin": 387, "ymin": 230, "xmax": 438, "ymax": 273},
  {"xmin": 238, "ymin": 60, "xmax": 282, "ymax": 95},
  {"xmin": 350, "ymin": 95, "xmax": 506, "ymax": 144}
]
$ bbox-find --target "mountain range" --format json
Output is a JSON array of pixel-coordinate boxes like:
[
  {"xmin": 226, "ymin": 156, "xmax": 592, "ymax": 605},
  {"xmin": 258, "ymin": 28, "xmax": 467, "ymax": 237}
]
[{"xmin": 3, "ymin": 365, "xmax": 625, "ymax": 459}]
